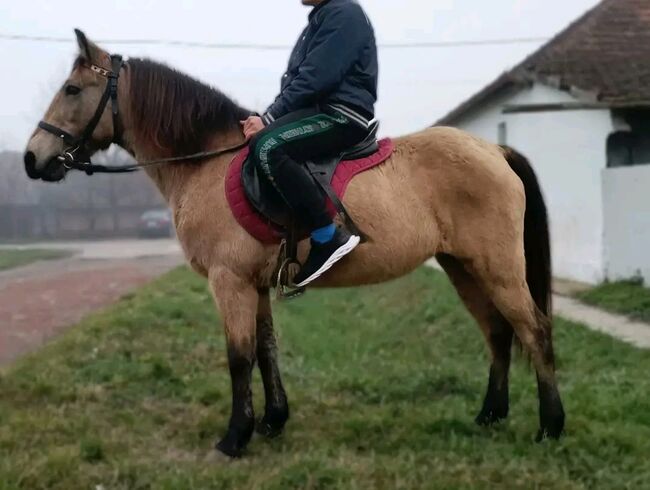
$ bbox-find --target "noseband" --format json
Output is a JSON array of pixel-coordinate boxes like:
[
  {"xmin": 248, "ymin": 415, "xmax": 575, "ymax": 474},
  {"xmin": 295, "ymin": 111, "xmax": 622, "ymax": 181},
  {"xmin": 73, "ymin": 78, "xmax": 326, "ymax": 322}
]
[{"xmin": 38, "ymin": 54, "xmax": 124, "ymax": 175}]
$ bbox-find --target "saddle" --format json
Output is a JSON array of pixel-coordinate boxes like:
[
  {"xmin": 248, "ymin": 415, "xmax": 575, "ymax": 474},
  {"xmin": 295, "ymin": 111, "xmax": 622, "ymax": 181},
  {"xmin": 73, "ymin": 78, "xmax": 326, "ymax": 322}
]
[
  {"xmin": 225, "ymin": 121, "xmax": 393, "ymax": 299},
  {"xmin": 241, "ymin": 121, "xmax": 381, "ymax": 235}
]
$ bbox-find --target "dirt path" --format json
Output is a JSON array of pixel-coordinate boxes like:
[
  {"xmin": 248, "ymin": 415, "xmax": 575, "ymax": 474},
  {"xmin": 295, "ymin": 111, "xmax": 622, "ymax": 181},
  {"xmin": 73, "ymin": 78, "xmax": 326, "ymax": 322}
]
[
  {"xmin": 426, "ymin": 259, "xmax": 650, "ymax": 349},
  {"xmin": 554, "ymin": 295, "xmax": 650, "ymax": 349},
  {"xmin": 0, "ymin": 252, "xmax": 183, "ymax": 366}
]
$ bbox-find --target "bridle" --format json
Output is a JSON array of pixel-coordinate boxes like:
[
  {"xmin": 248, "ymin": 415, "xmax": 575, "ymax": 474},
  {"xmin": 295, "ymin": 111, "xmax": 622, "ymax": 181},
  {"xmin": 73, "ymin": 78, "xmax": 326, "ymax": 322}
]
[
  {"xmin": 39, "ymin": 54, "xmax": 125, "ymax": 175},
  {"xmin": 38, "ymin": 53, "xmax": 248, "ymax": 176}
]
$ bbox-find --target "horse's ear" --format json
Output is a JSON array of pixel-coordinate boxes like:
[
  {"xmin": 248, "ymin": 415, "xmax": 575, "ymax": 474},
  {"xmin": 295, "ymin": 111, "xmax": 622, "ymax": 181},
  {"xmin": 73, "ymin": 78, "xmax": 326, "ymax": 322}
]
[{"xmin": 74, "ymin": 29, "xmax": 105, "ymax": 63}]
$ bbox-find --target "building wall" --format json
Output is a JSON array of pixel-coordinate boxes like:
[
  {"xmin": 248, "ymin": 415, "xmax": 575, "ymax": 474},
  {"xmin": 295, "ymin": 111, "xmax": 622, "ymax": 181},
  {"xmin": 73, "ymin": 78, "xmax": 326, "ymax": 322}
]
[
  {"xmin": 450, "ymin": 83, "xmax": 614, "ymax": 283},
  {"xmin": 602, "ymin": 165, "xmax": 650, "ymax": 283}
]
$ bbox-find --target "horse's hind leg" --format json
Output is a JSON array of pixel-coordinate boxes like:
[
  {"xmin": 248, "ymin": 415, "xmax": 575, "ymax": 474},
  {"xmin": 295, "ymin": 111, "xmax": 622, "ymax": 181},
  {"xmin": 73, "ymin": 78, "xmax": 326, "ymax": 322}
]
[
  {"xmin": 469, "ymin": 253, "xmax": 565, "ymax": 441},
  {"xmin": 437, "ymin": 254, "xmax": 513, "ymax": 426},
  {"xmin": 255, "ymin": 289, "xmax": 289, "ymax": 438}
]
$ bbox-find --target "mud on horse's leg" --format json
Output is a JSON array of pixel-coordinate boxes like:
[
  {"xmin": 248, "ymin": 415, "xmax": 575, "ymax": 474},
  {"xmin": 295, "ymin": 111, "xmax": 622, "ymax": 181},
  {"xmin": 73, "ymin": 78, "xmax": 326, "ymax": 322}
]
[
  {"xmin": 209, "ymin": 268, "xmax": 258, "ymax": 458},
  {"xmin": 475, "ymin": 312, "xmax": 513, "ymax": 426},
  {"xmin": 255, "ymin": 289, "xmax": 290, "ymax": 438}
]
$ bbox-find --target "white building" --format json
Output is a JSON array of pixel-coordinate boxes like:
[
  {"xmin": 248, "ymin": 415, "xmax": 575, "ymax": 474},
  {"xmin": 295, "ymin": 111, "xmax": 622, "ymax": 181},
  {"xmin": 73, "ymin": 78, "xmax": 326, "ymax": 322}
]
[{"xmin": 437, "ymin": 0, "xmax": 650, "ymax": 285}]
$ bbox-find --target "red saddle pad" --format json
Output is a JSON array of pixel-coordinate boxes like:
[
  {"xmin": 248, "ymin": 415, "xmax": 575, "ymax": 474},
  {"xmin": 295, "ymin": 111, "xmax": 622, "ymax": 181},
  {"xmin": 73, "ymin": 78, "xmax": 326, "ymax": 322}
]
[{"xmin": 225, "ymin": 138, "xmax": 394, "ymax": 244}]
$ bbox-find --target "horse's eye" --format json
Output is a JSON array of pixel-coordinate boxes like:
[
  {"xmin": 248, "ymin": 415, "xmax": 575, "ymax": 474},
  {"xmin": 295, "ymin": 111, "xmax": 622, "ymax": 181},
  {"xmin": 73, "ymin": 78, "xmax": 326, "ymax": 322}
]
[{"xmin": 65, "ymin": 85, "xmax": 81, "ymax": 96}]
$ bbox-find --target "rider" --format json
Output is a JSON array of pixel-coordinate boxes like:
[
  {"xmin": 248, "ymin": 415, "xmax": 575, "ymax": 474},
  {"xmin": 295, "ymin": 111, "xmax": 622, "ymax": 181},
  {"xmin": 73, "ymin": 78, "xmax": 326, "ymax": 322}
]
[{"xmin": 241, "ymin": 0, "xmax": 378, "ymax": 287}]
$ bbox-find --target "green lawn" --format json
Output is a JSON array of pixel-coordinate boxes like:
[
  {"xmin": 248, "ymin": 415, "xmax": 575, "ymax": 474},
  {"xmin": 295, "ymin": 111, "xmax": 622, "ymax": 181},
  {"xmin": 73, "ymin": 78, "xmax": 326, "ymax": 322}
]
[
  {"xmin": 1, "ymin": 267, "xmax": 649, "ymax": 489},
  {"xmin": 0, "ymin": 248, "xmax": 72, "ymax": 271},
  {"xmin": 577, "ymin": 279, "xmax": 650, "ymax": 324}
]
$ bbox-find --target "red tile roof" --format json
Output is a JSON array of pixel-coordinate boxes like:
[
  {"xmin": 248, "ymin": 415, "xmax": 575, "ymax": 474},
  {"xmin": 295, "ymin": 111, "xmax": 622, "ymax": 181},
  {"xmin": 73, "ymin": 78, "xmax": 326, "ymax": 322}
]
[{"xmin": 438, "ymin": 0, "xmax": 650, "ymax": 124}]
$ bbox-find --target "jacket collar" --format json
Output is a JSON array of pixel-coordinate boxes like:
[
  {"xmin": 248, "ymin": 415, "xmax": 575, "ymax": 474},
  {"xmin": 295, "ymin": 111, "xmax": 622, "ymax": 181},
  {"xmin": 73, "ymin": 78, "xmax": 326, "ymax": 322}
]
[{"xmin": 309, "ymin": 0, "xmax": 336, "ymax": 20}]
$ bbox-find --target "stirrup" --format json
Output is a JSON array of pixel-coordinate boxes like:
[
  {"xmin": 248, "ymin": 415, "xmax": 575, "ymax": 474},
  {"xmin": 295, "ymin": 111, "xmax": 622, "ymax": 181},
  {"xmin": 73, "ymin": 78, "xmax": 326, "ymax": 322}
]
[
  {"xmin": 276, "ymin": 257, "xmax": 306, "ymax": 300},
  {"xmin": 275, "ymin": 239, "xmax": 306, "ymax": 301}
]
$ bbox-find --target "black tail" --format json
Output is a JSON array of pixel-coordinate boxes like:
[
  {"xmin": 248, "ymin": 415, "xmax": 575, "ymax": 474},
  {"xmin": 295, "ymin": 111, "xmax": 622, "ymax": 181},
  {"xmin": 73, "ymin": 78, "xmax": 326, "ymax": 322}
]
[{"xmin": 501, "ymin": 146, "xmax": 552, "ymax": 319}]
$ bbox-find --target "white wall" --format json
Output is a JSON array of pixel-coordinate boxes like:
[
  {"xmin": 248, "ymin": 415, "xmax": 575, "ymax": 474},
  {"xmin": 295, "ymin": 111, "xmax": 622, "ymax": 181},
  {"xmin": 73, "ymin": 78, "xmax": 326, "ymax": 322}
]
[
  {"xmin": 602, "ymin": 165, "xmax": 650, "ymax": 283},
  {"xmin": 451, "ymin": 83, "xmax": 613, "ymax": 283}
]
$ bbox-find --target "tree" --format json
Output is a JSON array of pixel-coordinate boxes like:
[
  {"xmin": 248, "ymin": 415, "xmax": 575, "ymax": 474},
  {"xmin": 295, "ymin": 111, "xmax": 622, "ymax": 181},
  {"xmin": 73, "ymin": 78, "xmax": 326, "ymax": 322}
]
[{"xmin": 0, "ymin": 151, "xmax": 40, "ymax": 205}]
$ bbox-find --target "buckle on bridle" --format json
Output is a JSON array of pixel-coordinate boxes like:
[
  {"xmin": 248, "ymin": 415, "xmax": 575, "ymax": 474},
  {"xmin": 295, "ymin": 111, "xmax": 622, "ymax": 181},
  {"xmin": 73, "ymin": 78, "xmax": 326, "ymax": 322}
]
[
  {"xmin": 56, "ymin": 150, "xmax": 75, "ymax": 169},
  {"xmin": 58, "ymin": 156, "xmax": 73, "ymax": 170},
  {"xmin": 57, "ymin": 145, "xmax": 90, "ymax": 173}
]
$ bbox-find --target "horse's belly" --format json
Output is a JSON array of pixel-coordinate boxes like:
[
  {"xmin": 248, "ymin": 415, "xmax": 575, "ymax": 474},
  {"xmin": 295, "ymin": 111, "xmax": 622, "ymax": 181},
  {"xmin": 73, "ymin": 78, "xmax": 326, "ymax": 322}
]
[
  {"xmin": 313, "ymin": 241, "xmax": 434, "ymax": 288},
  {"xmin": 311, "ymin": 167, "xmax": 439, "ymax": 288}
]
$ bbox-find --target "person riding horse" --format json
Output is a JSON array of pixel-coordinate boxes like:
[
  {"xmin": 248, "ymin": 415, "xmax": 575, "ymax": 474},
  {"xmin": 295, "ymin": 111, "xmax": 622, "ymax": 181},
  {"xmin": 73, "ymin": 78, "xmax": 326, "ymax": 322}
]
[
  {"xmin": 26, "ymin": 24, "xmax": 565, "ymax": 458},
  {"xmin": 241, "ymin": 0, "xmax": 378, "ymax": 287}
]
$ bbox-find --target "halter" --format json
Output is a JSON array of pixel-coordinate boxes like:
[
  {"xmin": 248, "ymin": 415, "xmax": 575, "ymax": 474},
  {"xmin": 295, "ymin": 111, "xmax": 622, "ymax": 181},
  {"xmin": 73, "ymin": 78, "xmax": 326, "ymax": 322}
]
[{"xmin": 38, "ymin": 54, "xmax": 124, "ymax": 175}]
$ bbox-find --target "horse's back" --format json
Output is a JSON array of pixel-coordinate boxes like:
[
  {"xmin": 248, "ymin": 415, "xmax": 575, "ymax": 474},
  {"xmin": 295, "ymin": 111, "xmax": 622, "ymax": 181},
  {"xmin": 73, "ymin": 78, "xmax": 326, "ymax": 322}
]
[{"xmin": 314, "ymin": 126, "xmax": 526, "ymax": 287}]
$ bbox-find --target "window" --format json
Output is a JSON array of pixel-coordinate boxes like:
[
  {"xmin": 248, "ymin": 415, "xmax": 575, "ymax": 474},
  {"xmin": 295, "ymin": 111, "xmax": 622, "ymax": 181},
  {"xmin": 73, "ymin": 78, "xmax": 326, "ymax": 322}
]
[
  {"xmin": 498, "ymin": 122, "xmax": 507, "ymax": 146},
  {"xmin": 607, "ymin": 110, "xmax": 650, "ymax": 167}
]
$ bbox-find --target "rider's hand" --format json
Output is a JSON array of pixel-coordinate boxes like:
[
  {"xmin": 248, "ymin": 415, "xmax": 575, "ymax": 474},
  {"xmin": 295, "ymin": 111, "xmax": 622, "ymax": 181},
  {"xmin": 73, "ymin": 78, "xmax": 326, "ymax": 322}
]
[{"xmin": 240, "ymin": 116, "xmax": 265, "ymax": 141}]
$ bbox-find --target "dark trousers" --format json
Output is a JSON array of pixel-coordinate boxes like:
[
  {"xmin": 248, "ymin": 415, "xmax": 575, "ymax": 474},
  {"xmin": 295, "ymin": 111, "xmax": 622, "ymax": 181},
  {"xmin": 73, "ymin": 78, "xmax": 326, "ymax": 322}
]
[{"xmin": 249, "ymin": 107, "xmax": 367, "ymax": 231}]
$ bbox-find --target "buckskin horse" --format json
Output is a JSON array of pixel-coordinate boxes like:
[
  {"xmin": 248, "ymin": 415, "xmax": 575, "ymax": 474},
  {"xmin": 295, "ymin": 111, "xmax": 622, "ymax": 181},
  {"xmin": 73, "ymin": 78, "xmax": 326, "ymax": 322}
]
[{"xmin": 23, "ymin": 30, "xmax": 565, "ymax": 458}]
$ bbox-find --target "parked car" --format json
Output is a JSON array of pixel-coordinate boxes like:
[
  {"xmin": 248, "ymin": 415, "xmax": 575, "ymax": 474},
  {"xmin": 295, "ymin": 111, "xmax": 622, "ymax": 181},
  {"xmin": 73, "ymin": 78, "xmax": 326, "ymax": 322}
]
[{"xmin": 138, "ymin": 209, "xmax": 173, "ymax": 238}]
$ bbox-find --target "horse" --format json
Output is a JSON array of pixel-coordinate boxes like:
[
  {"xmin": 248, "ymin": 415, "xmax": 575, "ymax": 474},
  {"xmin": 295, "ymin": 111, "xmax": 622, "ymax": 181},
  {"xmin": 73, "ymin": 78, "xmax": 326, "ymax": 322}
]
[{"xmin": 23, "ymin": 30, "xmax": 565, "ymax": 458}]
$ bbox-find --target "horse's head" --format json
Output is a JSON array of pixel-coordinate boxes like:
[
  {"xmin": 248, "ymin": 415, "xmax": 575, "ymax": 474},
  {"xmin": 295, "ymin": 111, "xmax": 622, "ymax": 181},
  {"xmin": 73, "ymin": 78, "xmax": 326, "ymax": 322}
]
[{"xmin": 24, "ymin": 30, "xmax": 122, "ymax": 182}]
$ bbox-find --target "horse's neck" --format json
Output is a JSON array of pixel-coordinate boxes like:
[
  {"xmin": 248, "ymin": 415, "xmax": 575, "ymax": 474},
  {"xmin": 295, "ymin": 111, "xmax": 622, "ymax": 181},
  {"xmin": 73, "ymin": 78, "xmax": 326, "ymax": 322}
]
[
  {"xmin": 118, "ymin": 135, "xmax": 188, "ymax": 205},
  {"xmin": 117, "ymin": 83, "xmax": 242, "ymax": 205}
]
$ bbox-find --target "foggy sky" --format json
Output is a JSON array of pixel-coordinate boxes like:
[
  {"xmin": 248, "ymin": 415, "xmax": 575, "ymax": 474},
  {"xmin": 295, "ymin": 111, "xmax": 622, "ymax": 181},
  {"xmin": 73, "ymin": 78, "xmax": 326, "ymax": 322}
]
[{"xmin": 1, "ymin": 0, "xmax": 599, "ymax": 151}]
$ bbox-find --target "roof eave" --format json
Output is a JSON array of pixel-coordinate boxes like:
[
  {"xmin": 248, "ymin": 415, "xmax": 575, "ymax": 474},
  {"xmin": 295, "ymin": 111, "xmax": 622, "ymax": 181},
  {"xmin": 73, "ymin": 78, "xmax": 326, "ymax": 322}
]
[{"xmin": 435, "ymin": 74, "xmax": 530, "ymax": 126}]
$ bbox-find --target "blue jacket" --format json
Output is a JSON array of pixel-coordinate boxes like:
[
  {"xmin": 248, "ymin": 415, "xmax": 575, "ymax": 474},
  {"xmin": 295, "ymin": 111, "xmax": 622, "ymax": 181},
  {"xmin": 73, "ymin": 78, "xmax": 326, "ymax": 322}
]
[{"xmin": 263, "ymin": 0, "xmax": 378, "ymax": 128}]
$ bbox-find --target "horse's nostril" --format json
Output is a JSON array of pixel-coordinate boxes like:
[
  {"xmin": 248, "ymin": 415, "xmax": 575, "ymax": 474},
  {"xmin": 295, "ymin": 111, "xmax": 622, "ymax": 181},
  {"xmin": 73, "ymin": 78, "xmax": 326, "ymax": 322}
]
[
  {"xmin": 24, "ymin": 151, "xmax": 36, "ymax": 167},
  {"xmin": 24, "ymin": 151, "xmax": 40, "ymax": 179}
]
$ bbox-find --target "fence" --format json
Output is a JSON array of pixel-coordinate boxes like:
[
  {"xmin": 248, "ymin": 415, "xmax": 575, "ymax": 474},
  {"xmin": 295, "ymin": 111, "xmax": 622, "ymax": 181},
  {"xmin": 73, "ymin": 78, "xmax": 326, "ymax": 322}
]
[{"xmin": 0, "ymin": 204, "xmax": 162, "ymax": 240}]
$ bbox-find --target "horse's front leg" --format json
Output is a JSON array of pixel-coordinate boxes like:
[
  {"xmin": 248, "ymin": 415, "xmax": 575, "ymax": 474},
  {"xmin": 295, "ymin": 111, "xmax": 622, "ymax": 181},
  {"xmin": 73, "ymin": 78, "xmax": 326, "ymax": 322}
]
[
  {"xmin": 256, "ymin": 288, "xmax": 289, "ymax": 438},
  {"xmin": 209, "ymin": 267, "xmax": 258, "ymax": 458}
]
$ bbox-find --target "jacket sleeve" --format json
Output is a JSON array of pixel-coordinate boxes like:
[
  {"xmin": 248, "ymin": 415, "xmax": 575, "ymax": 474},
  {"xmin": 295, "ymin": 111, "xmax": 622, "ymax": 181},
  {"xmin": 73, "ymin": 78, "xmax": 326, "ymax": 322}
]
[{"xmin": 263, "ymin": 5, "xmax": 369, "ymax": 124}]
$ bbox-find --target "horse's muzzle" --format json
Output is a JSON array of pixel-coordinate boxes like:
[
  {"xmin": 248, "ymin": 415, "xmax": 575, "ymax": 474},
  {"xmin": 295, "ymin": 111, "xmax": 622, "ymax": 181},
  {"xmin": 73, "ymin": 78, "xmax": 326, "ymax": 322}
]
[{"xmin": 24, "ymin": 151, "xmax": 67, "ymax": 182}]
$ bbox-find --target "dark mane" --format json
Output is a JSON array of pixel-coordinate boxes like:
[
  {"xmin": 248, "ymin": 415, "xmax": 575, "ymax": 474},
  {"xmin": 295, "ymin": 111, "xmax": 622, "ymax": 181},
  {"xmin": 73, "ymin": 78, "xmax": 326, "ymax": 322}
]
[{"xmin": 128, "ymin": 58, "xmax": 251, "ymax": 154}]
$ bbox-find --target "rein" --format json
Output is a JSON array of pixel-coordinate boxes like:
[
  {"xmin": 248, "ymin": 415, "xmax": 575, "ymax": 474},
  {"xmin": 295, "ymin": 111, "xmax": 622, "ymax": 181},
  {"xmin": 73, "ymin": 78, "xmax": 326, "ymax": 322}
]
[
  {"xmin": 38, "ymin": 52, "xmax": 249, "ymax": 176},
  {"xmin": 62, "ymin": 141, "xmax": 250, "ymax": 175}
]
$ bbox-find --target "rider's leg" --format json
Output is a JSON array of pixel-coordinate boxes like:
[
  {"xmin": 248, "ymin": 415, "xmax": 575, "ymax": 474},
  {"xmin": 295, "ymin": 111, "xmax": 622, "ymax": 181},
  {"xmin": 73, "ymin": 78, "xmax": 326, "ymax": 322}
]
[
  {"xmin": 249, "ymin": 107, "xmax": 367, "ymax": 285},
  {"xmin": 250, "ymin": 108, "xmax": 364, "ymax": 228}
]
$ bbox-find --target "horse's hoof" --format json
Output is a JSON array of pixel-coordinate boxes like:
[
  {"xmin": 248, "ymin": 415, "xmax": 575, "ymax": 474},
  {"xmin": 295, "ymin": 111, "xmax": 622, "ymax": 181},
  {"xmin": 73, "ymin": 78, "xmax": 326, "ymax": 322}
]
[
  {"xmin": 215, "ymin": 424, "xmax": 254, "ymax": 458},
  {"xmin": 256, "ymin": 405, "xmax": 289, "ymax": 438},
  {"xmin": 204, "ymin": 449, "xmax": 237, "ymax": 464},
  {"xmin": 215, "ymin": 438, "xmax": 244, "ymax": 459},
  {"xmin": 256, "ymin": 418, "xmax": 284, "ymax": 439},
  {"xmin": 475, "ymin": 409, "xmax": 507, "ymax": 427},
  {"xmin": 535, "ymin": 414, "xmax": 565, "ymax": 442},
  {"xmin": 475, "ymin": 401, "xmax": 509, "ymax": 427}
]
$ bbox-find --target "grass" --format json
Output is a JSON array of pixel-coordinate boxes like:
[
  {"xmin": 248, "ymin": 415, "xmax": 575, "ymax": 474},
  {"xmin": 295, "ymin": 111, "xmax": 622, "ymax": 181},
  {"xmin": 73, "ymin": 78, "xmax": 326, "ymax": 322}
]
[
  {"xmin": 1, "ymin": 267, "xmax": 649, "ymax": 489},
  {"xmin": 0, "ymin": 248, "xmax": 72, "ymax": 271},
  {"xmin": 577, "ymin": 278, "xmax": 650, "ymax": 324}
]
